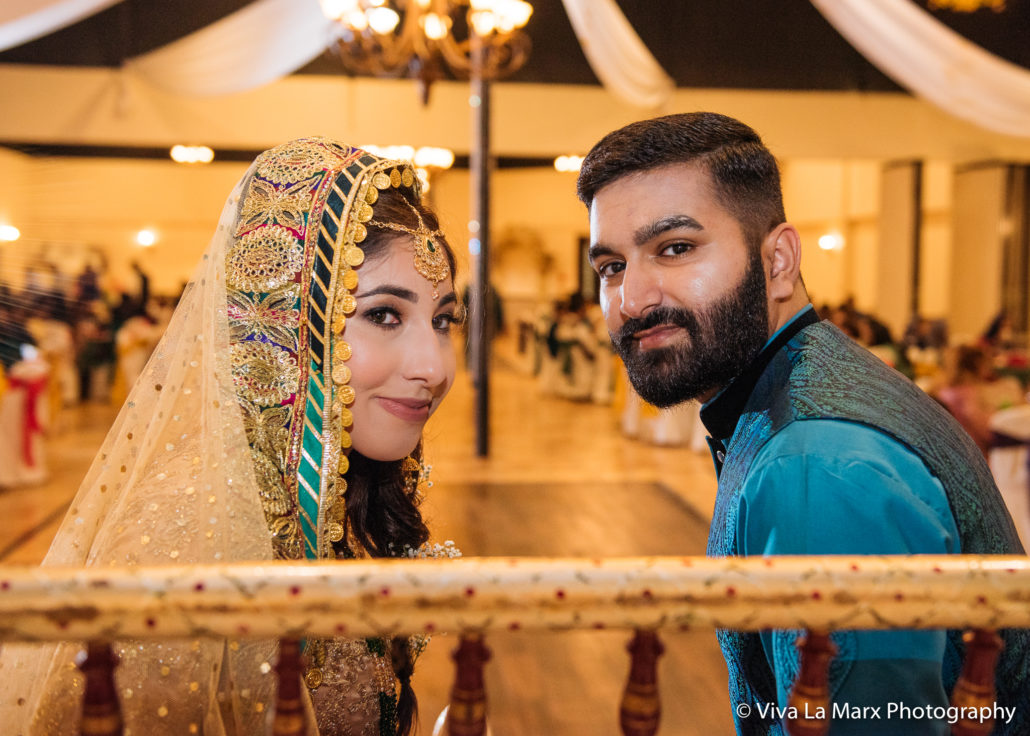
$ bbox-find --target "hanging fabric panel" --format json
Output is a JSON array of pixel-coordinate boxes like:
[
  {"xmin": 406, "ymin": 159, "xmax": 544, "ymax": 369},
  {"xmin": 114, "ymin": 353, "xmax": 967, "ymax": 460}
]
[
  {"xmin": 125, "ymin": 0, "xmax": 341, "ymax": 97},
  {"xmin": 0, "ymin": 0, "xmax": 124, "ymax": 53},
  {"xmin": 810, "ymin": 0, "xmax": 1030, "ymax": 138},
  {"xmin": 559, "ymin": 0, "xmax": 674, "ymax": 109}
]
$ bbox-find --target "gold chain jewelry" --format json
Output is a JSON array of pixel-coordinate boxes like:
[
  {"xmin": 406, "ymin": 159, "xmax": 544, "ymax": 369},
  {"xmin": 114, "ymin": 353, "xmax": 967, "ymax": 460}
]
[{"xmin": 368, "ymin": 199, "xmax": 449, "ymax": 298}]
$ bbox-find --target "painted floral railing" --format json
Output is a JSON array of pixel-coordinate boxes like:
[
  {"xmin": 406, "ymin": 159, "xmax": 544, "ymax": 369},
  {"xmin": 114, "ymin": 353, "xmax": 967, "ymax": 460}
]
[{"xmin": 1, "ymin": 554, "xmax": 1028, "ymax": 736}]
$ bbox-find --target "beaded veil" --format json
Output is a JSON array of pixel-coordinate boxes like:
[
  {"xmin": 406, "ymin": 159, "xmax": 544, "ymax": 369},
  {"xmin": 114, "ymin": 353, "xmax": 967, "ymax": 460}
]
[{"xmin": 0, "ymin": 139, "xmax": 431, "ymax": 735}]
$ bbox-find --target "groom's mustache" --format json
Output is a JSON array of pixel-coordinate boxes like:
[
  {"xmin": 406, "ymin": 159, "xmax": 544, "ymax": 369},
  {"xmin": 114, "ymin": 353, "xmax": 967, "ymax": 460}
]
[{"xmin": 613, "ymin": 305, "xmax": 699, "ymax": 352}]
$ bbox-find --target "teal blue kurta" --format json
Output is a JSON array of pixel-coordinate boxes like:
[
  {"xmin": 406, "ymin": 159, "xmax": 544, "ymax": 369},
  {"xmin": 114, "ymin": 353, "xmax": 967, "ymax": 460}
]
[{"xmin": 701, "ymin": 306, "xmax": 1028, "ymax": 736}]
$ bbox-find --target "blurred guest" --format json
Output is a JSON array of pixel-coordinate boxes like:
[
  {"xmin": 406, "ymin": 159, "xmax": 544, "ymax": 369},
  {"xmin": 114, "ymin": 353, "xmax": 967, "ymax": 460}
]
[
  {"xmin": 112, "ymin": 310, "xmax": 161, "ymax": 405},
  {"xmin": 26, "ymin": 301, "xmax": 78, "ymax": 420},
  {"xmin": 537, "ymin": 299, "xmax": 565, "ymax": 396},
  {"xmin": 0, "ymin": 302, "xmax": 35, "ymax": 370},
  {"xmin": 934, "ymin": 345, "xmax": 1021, "ymax": 456},
  {"xmin": 980, "ymin": 310, "xmax": 1013, "ymax": 351},
  {"xmin": 131, "ymin": 260, "xmax": 150, "ymax": 315},
  {"xmin": 555, "ymin": 293, "xmax": 596, "ymax": 401},
  {"xmin": 904, "ymin": 314, "xmax": 948, "ymax": 352},
  {"xmin": 74, "ymin": 301, "xmax": 114, "ymax": 402},
  {"xmin": 74, "ymin": 262, "xmax": 101, "ymax": 305}
]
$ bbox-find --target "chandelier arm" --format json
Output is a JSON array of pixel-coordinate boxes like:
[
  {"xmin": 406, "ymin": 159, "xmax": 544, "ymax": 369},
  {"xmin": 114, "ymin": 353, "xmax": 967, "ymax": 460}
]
[
  {"xmin": 378, "ymin": 3, "xmax": 422, "ymax": 70},
  {"xmin": 435, "ymin": 33, "xmax": 473, "ymax": 74},
  {"xmin": 454, "ymin": 31, "xmax": 531, "ymax": 81}
]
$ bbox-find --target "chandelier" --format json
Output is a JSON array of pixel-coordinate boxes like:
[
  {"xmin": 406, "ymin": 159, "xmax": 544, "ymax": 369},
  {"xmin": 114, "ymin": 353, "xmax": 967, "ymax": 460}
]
[
  {"xmin": 927, "ymin": 0, "xmax": 1005, "ymax": 10},
  {"xmin": 320, "ymin": 0, "xmax": 533, "ymax": 103}
]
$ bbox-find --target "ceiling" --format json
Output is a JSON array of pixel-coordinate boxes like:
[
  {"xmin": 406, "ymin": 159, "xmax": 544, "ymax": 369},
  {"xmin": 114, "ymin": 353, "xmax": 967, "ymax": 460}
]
[{"xmin": 2, "ymin": 0, "xmax": 1029, "ymax": 94}]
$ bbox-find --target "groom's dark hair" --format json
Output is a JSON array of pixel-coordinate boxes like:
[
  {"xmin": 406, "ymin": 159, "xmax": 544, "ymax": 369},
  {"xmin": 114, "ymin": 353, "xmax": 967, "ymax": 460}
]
[{"xmin": 576, "ymin": 112, "xmax": 786, "ymax": 249}]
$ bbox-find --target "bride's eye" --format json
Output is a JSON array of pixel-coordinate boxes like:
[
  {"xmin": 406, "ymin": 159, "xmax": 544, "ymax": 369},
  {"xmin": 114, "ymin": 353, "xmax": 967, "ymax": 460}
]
[
  {"xmin": 364, "ymin": 306, "xmax": 401, "ymax": 327},
  {"xmin": 432, "ymin": 313, "xmax": 459, "ymax": 333}
]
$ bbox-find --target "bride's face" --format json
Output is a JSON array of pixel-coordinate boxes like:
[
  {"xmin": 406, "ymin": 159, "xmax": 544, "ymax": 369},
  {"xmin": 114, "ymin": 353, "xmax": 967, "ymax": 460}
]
[{"xmin": 343, "ymin": 237, "xmax": 458, "ymax": 461}]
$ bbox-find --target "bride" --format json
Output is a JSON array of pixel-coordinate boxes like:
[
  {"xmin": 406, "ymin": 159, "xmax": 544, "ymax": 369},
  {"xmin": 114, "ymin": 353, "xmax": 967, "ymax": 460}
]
[{"xmin": 1, "ymin": 138, "xmax": 461, "ymax": 736}]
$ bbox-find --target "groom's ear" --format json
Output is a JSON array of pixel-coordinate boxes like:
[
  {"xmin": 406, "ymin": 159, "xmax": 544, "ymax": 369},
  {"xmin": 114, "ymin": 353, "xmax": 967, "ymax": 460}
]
[{"xmin": 764, "ymin": 223, "xmax": 802, "ymax": 303}]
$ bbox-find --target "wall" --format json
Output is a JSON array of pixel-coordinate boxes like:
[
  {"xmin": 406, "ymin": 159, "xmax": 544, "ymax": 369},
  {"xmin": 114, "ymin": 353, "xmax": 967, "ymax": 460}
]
[
  {"xmin": 949, "ymin": 164, "xmax": 1007, "ymax": 342},
  {"xmin": 0, "ymin": 155, "xmax": 247, "ymax": 293},
  {"xmin": 781, "ymin": 159, "xmax": 881, "ymax": 310},
  {"xmin": 0, "ymin": 147, "xmax": 1014, "ymax": 343},
  {"xmin": 920, "ymin": 162, "xmax": 953, "ymax": 319},
  {"xmin": 876, "ymin": 162, "xmax": 920, "ymax": 336},
  {"xmin": 6, "ymin": 65, "xmax": 1030, "ymax": 162}
]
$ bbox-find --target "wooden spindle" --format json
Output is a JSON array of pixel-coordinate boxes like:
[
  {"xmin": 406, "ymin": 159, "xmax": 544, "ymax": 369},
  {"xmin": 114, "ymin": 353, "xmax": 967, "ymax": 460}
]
[
  {"xmin": 619, "ymin": 629, "xmax": 664, "ymax": 736},
  {"xmin": 447, "ymin": 633, "xmax": 491, "ymax": 736},
  {"xmin": 273, "ymin": 638, "xmax": 307, "ymax": 736},
  {"xmin": 77, "ymin": 641, "xmax": 122, "ymax": 736},
  {"xmin": 951, "ymin": 629, "xmax": 1003, "ymax": 736},
  {"xmin": 784, "ymin": 630, "xmax": 836, "ymax": 736}
]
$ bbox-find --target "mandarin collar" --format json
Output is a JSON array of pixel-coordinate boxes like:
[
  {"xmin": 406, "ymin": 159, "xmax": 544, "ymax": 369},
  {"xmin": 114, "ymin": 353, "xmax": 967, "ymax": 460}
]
[{"xmin": 699, "ymin": 305, "xmax": 819, "ymax": 442}]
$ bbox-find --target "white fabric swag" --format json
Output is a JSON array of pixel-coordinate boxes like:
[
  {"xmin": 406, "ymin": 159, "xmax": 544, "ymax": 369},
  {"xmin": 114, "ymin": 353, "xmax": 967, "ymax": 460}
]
[
  {"xmin": 125, "ymin": 0, "xmax": 341, "ymax": 97},
  {"xmin": 124, "ymin": 0, "xmax": 675, "ymax": 106},
  {"xmin": 811, "ymin": 0, "xmax": 1030, "ymax": 138},
  {"xmin": 0, "ymin": 0, "xmax": 124, "ymax": 53},
  {"xmin": 559, "ymin": 0, "xmax": 674, "ymax": 109}
]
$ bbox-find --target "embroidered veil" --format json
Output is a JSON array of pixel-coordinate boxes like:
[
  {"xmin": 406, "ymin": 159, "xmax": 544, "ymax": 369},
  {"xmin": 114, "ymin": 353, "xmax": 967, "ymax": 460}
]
[{"xmin": 0, "ymin": 139, "xmax": 438, "ymax": 735}]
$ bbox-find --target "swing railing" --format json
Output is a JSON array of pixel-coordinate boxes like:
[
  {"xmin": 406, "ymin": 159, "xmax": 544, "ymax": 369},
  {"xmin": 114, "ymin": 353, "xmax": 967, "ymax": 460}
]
[{"xmin": 1, "ymin": 554, "xmax": 1027, "ymax": 736}]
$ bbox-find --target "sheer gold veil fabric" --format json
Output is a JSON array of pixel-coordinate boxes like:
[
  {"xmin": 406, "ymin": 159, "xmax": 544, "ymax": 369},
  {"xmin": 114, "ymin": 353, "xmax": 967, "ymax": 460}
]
[
  {"xmin": 0, "ymin": 165, "xmax": 282, "ymax": 736},
  {"xmin": 0, "ymin": 163, "xmax": 282, "ymax": 735},
  {"xmin": 0, "ymin": 138, "xmax": 430, "ymax": 735}
]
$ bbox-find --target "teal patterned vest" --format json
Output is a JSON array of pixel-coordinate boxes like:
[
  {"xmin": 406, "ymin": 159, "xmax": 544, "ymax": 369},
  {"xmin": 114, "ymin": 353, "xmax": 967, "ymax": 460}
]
[{"xmin": 706, "ymin": 320, "xmax": 1029, "ymax": 736}]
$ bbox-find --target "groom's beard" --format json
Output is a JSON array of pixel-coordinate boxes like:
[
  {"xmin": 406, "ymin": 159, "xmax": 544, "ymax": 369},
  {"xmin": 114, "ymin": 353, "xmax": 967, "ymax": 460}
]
[{"xmin": 612, "ymin": 248, "xmax": 769, "ymax": 408}]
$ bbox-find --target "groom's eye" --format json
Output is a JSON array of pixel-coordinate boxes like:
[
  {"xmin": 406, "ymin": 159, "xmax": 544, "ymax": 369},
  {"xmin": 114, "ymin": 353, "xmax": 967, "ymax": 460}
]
[
  {"xmin": 660, "ymin": 241, "xmax": 694, "ymax": 257},
  {"xmin": 597, "ymin": 261, "xmax": 625, "ymax": 278}
]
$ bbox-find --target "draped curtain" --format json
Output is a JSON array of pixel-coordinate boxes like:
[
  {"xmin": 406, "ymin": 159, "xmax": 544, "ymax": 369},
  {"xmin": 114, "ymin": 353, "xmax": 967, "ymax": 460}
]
[
  {"xmin": 125, "ymin": 0, "xmax": 341, "ymax": 97},
  {"xmin": 0, "ymin": 0, "xmax": 124, "ymax": 53},
  {"xmin": 122, "ymin": 0, "xmax": 675, "ymax": 106},
  {"xmin": 558, "ymin": 0, "xmax": 674, "ymax": 109},
  {"xmin": 810, "ymin": 0, "xmax": 1030, "ymax": 138},
  {"xmin": 4, "ymin": 0, "xmax": 1030, "ymax": 136}
]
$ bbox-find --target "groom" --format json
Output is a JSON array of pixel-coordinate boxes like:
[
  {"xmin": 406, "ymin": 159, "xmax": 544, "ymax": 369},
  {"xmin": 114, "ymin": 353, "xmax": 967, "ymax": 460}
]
[{"xmin": 577, "ymin": 112, "xmax": 1028, "ymax": 735}]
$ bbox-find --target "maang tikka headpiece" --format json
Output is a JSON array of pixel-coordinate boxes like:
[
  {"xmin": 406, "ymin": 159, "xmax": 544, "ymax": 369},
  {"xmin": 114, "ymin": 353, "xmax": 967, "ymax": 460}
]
[{"xmin": 368, "ymin": 198, "xmax": 450, "ymax": 298}]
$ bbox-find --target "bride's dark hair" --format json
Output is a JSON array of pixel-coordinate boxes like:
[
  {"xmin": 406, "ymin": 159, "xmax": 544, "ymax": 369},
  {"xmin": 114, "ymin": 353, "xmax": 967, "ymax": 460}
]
[{"xmin": 334, "ymin": 185, "xmax": 457, "ymax": 736}]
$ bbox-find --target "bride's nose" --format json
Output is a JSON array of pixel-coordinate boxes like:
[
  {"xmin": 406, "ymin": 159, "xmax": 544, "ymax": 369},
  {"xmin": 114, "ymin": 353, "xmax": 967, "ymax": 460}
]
[{"xmin": 402, "ymin": 321, "xmax": 449, "ymax": 388}]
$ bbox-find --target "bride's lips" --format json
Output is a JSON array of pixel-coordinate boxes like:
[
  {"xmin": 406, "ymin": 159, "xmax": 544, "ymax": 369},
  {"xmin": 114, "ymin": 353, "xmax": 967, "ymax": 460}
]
[
  {"xmin": 376, "ymin": 396, "xmax": 433, "ymax": 422},
  {"xmin": 633, "ymin": 324, "xmax": 684, "ymax": 351}
]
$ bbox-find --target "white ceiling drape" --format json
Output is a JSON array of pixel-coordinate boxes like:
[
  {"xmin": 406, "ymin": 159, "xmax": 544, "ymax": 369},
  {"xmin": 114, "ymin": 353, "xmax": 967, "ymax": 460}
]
[
  {"xmin": 124, "ymin": 0, "xmax": 341, "ymax": 97},
  {"xmin": 5, "ymin": 0, "xmax": 1030, "ymax": 137},
  {"xmin": 125, "ymin": 0, "xmax": 675, "ymax": 106},
  {"xmin": 811, "ymin": 0, "xmax": 1030, "ymax": 138},
  {"xmin": 0, "ymin": 0, "xmax": 123, "ymax": 53},
  {"xmin": 559, "ymin": 0, "xmax": 674, "ymax": 109}
]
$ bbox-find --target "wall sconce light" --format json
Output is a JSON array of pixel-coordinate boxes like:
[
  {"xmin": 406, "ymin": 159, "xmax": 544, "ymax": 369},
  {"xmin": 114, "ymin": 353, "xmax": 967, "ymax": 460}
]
[
  {"xmin": 170, "ymin": 145, "xmax": 215, "ymax": 164},
  {"xmin": 136, "ymin": 229, "xmax": 158, "ymax": 247},
  {"xmin": 818, "ymin": 232, "xmax": 845, "ymax": 251},
  {"xmin": 554, "ymin": 155, "xmax": 584, "ymax": 173}
]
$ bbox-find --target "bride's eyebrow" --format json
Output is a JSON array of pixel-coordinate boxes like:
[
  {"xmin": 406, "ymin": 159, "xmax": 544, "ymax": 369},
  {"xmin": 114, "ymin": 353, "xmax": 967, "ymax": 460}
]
[
  {"xmin": 354, "ymin": 285, "xmax": 418, "ymax": 302},
  {"xmin": 437, "ymin": 292, "xmax": 457, "ymax": 308}
]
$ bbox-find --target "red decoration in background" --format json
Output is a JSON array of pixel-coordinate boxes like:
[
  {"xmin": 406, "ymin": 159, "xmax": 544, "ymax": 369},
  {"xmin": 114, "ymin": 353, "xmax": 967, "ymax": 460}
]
[{"xmin": 8, "ymin": 376, "xmax": 47, "ymax": 467}]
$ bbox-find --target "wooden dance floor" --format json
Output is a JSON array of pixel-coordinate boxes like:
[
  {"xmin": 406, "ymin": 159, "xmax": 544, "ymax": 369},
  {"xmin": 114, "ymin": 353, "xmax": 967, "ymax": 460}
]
[{"xmin": 413, "ymin": 481, "xmax": 734, "ymax": 735}]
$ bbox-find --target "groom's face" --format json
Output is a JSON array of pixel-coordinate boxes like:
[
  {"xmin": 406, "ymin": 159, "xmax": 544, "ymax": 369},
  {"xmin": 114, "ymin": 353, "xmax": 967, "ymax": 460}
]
[{"xmin": 587, "ymin": 163, "xmax": 771, "ymax": 407}]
